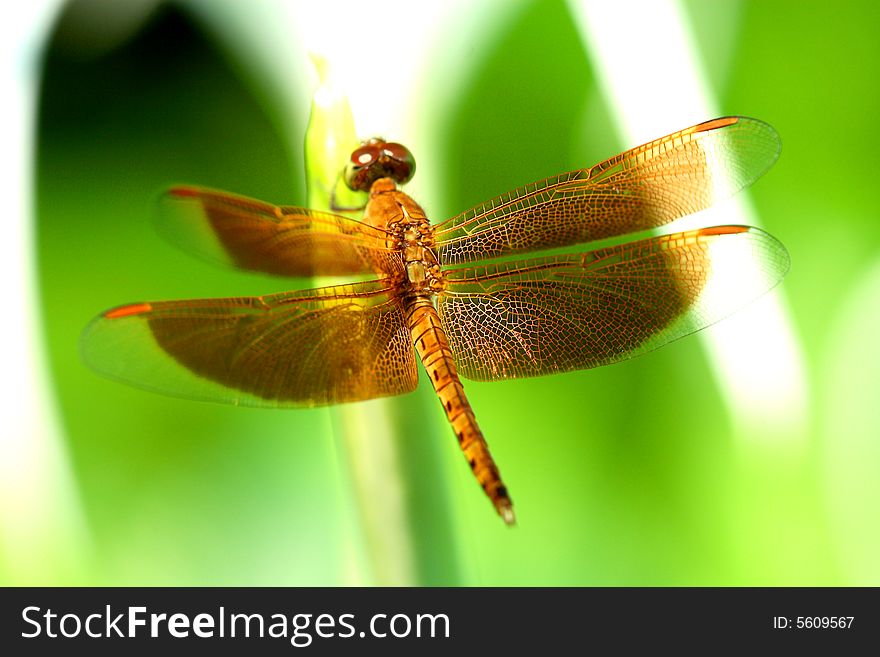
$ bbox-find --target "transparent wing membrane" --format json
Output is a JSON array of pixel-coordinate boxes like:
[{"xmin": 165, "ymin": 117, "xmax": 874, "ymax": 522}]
[
  {"xmin": 85, "ymin": 117, "xmax": 788, "ymax": 412},
  {"xmin": 435, "ymin": 117, "xmax": 780, "ymax": 265},
  {"xmin": 439, "ymin": 226, "xmax": 789, "ymax": 381},
  {"xmin": 157, "ymin": 186, "xmax": 401, "ymax": 277},
  {"xmin": 81, "ymin": 281, "xmax": 418, "ymax": 407}
]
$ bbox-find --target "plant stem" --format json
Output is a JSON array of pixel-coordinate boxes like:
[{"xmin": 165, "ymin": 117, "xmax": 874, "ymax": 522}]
[{"xmin": 303, "ymin": 57, "xmax": 462, "ymax": 585}]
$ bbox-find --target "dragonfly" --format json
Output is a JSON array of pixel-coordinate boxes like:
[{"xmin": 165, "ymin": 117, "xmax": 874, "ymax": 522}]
[{"xmin": 82, "ymin": 116, "xmax": 789, "ymax": 525}]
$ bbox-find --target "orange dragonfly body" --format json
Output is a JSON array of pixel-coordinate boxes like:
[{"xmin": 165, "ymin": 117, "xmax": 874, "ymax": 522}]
[{"xmin": 83, "ymin": 116, "xmax": 789, "ymax": 524}]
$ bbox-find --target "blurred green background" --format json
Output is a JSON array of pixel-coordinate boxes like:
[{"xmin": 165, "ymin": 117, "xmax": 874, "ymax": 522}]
[{"xmin": 6, "ymin": 0, "xmax": 880, "ymax": 585}]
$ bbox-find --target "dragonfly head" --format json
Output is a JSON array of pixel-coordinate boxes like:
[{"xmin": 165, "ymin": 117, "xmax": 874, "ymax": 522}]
[{"xmin": 344, "ymin": 138, "xmax": 415, "ymax": 191}]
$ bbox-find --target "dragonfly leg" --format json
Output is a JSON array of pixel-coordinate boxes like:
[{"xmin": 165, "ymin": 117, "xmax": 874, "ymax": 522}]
[{"xmin": 329, "ymin": 174, "xmax": 367, "ymax": 213}]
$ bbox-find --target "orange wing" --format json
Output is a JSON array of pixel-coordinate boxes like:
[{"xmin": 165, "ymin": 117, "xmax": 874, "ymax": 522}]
[
  {"xmin": 438, "ymin": 226, "xmax": 789, "ymax": 381},
  {"xmin": 156, "ymin": 186, "xmax": 401, "ymax": 277},
  {"xmin": 81, "ymin": 281, "xmax": 418, "ymax": 407},
  {"xmin": 434, "ymin": 117, "xmax": 780, "ymax": 265}
]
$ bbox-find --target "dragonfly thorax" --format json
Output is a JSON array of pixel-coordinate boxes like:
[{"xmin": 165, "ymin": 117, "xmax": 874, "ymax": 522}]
[
  {"xmin": 404, "ymin": 257, "xmax": 445, "ymax": 293},
  {"xmin": 362, "ymin": 176, "xmax": 444, "ymax": 293},
  {"xmin": 389, "ymin": 217, "xmax": 445, "ymax": 293}
]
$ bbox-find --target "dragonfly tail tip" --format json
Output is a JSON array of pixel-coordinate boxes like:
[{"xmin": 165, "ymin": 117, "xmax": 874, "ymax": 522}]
[{"xmin": 498, "ymin": 503, "xmax": 516, "ymax": 527}]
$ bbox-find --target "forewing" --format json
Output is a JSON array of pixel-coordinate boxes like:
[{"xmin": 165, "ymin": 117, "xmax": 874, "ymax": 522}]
[
  {"xmin": 81, "ymin": 281, "xmax": 418, "ymax": 407},
  {"xmin": 157, "ymin": 186, "xmax": 401, "ymax": 277},
  {"xmin": 434, "ymin": 117, "xmax": 780, "ymax": 265},
  {"xmin": 439, "ymin": 226, "xmax": 789, "ymax": 381}
]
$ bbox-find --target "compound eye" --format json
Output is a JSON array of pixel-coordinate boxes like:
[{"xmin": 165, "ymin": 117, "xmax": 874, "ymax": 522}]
[
  {"xmin": 343, "ymin": 139, "xmax": 416, "ymax": 191},
  {"xmin": 381, "ymin": 142, "xmax": 415, "ymax": 184},
  {"xmin": 344, "ymin": 144, "xmax": 382, "ymax": 191},
  {"xmin": 381, "ymin": 142, "xmax": 408, "ymax": 160},
  {"xmin": 350, "ymin": 144, "xmax": 380, "ymax": 167}
]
